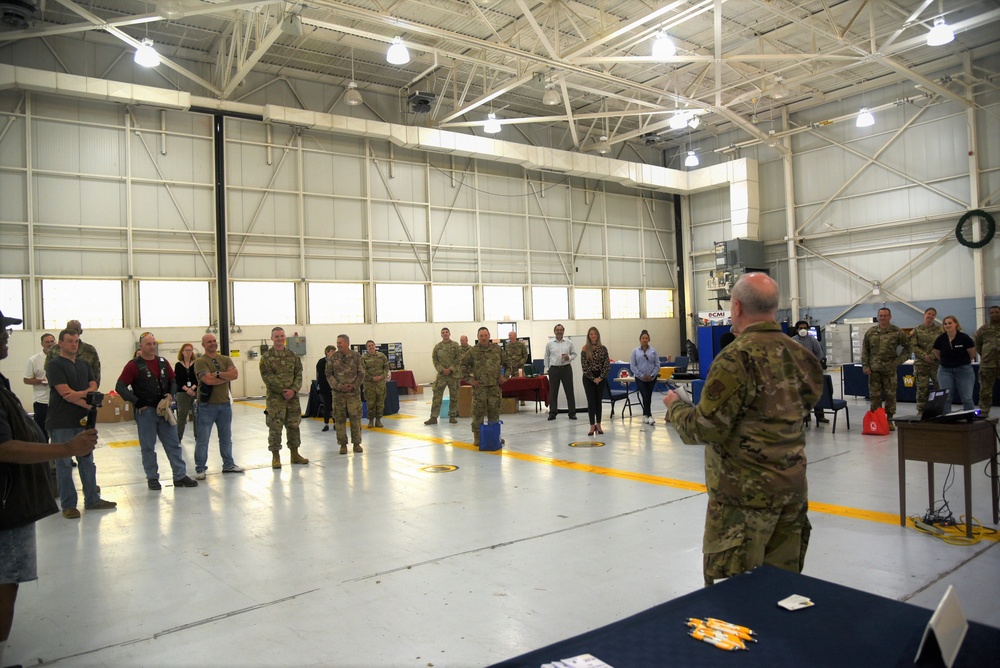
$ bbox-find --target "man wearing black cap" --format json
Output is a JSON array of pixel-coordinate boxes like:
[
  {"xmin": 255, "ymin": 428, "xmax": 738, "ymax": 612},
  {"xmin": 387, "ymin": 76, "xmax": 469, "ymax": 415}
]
[{"xmin": 0, "ymin": 311, "xmax": 98, "ymax": 666}]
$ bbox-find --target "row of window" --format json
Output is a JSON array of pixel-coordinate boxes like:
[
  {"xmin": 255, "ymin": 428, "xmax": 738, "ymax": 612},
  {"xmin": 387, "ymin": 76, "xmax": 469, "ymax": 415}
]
[{"xmin": 0, "ymin": 279, "xmax": 675, "ymax": 329}]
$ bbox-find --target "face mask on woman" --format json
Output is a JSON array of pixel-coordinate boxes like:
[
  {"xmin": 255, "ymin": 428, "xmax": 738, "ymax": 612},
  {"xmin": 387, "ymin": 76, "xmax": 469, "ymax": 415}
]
[{"xmin": 798, "ymin": 329, "xmax": 808, "ymax": 337}]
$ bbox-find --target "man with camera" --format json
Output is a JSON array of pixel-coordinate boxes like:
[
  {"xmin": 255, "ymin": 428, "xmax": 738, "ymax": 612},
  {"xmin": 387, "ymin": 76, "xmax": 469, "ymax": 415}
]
[
  {"xmin": 115, "ymin": 333, "xmax": 198, "ymax": 490},
  {"xmin": 46, "ymin": 329, "xmax": 116, "ymax": 518}
]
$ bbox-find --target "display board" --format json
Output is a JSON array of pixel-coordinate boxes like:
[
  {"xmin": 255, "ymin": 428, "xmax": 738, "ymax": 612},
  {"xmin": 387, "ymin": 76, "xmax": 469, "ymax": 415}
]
[{"xmin": 350, "ymin": 342, "xmax": 405, "ymax": 370}]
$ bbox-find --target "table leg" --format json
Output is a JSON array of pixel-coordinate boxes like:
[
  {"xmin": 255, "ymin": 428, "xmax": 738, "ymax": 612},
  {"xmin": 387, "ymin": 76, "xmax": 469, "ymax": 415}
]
[
  {"xmin": 964, "ymin": 463, "xmax": 974, "ymax": 539},
  {"xmin": 927, "ymin": 463, "xmax": 935, "ymax": 516},
  {"xmin": 898, "ymin": 445, "xmax": 906, "ymax": 528},
  {"xmin": 992, "ymin": 445, "xmax": 999, "ymax": 525}
]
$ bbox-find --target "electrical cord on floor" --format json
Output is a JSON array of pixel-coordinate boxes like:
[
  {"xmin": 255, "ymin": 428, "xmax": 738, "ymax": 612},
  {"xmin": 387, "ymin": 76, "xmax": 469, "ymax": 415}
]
[{"xmin": 909, "ymin": 513, "xmax": 998, "ymax": 546}]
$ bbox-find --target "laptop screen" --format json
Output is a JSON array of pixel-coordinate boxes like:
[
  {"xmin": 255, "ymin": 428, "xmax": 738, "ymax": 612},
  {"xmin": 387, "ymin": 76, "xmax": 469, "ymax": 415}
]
[{"xmin": 920, "ymin": 389, "xmax": 951, "ymax": 421}]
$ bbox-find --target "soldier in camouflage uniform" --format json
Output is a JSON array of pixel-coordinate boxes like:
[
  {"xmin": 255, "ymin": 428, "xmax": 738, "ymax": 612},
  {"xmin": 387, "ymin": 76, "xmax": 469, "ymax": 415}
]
[
  {"xmin": 504, "ymin": 331, "xmax": 528, "ymax": 378},
  {"xmin": 46, "ymin": 319, "xmax": 101, "ymax": 387},
  {"xmin": 910, "ymin": 308, "xmax": 942, "ymax": 413},
  {"xmin": 362, "ymin": 340, "xmax": 389, "ymax": 428},
  {"xmin": 665, "ymin": 274, "xmax": 823, "ymax": 587},
  {"xmin": 463, "ymin": 327, "xmax": 509, "ymax": 447},
  {"xmin": 327, "ymin": 334, "xmax": 365, "ymax": 454},
  {"xmin": 973, "ymin": 305, "xmax": 1000, "ymax": 416},
  {"xmin": 259, "ymin": 327, "xmax": 307, "ymax": 469},
  {"xmin": 425, "ymin": 328, "xmax": 463, "ymax": 425},
  {"xmin": 861, "ymin": 308, "xmax": 912, "ymax": 430},
  {"xmin": 459, "ymin": 335, "xmax": 471, "ymax": 368}
]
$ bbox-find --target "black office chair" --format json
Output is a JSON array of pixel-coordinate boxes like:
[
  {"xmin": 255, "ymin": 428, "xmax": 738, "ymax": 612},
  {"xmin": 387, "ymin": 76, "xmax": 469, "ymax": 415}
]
[{"xmin": 813, "ymin": 374, "xmax": 849, "ymax": 433}]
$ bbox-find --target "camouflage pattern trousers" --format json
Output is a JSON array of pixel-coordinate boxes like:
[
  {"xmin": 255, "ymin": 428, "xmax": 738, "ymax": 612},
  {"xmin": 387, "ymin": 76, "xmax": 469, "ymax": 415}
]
[
  {"xmin": 333, "ymin": 391, "xmax": 363, "ymax": 446},
  {"xmin": 913, "ymin": 362, "xmax": 939, "ymax": 412},
  {"xmin": 702, "ymin": 497, "xmax": 811, "ymax": 587},
  {"xmin": 868, "ymin": 368, "xmax": 898, "ymax": 416},
  {"xmin": 980, "ymin": 365, "xmax": 999, "ymax": 414},
  {"xmin": 265, "ymin": 393, "xmax": 301, "ymax": 451},
  {"xmin": 471, "ymin": 384, "xmax": 502, "ymax": 442},
  {"xmin": 364, "ymin": 381, "xmax": 386, "ymax": 419},
  {"xmin": 430, "ymin": 375, "xmax": 460, "ymax": 417}
]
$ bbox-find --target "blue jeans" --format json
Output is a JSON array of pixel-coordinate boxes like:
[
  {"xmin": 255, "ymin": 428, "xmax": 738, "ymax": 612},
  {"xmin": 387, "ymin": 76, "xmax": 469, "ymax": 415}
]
[
  {"xmin": 135, "ymin": 407, "xmax": 188, "ymax": 480},
  {"xmin": 937, "ymin": 365, "xmax": 976, "ymax": 411},
  {"xmin": 51, "ymin": 426, "xmax": 100, "ymax": 510},
  {"xmin": 194, "ymin": 402, "xmax": 236, "ymax": 473}
]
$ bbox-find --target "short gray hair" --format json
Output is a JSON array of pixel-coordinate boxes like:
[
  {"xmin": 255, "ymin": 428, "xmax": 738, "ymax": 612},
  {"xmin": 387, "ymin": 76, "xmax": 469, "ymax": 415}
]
[{"xmin": 731, "ymin": 273, "xmax": 779, "ymax": 317}]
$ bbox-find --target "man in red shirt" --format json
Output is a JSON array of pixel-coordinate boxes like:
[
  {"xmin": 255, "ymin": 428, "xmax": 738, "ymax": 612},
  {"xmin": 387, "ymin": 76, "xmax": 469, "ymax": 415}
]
[{"xmin": 115, "ymin": 333, "xmax": 198, "ymax": 490}]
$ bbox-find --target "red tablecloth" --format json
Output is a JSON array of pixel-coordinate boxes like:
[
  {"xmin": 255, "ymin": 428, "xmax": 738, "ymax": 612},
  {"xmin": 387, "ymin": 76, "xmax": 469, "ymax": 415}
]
[
  {"xmin": 501, "ymin": 376, "xmax": 549, "ymax": 406},
  {"xmin": 391, "ymin": 370, "xmax": 417, "ymax": 391}
]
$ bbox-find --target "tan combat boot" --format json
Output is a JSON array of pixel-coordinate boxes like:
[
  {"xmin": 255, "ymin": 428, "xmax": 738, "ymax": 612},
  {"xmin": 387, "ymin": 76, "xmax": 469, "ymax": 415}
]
[
  {"xmin": 424, "ymin": 416, "xmax": 438, "ymax": 425},
  {"xmin": 353, "ymin": 444, "xmax": 363, "ymax": 453},
  {"xmin": 375, "ymin": 419, "xmax": 384, "ymax": 428},
  {"xmin": 449, "ymin": 416, "xmax": 458, "ymax": 424},
  {"xmin": 290, "ymin": 448, "xmax": 309, "ymax": 465},
  {"xmin": 367, "ymin": 419, "xmax": 374, "ymax": 428},
  {"xmin": 271, "ymin": 452, "xmax": 281, "ymax": 469},
  {"xmin": 339, "ymin": 444, "xmax": 348, "ymax": 455}
]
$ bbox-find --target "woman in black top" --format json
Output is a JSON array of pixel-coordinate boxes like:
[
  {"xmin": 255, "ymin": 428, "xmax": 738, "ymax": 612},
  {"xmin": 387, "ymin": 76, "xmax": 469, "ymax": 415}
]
[
  {"xmin": 174, "ymin": 343, "xmax": 198, "ymax": 441},
  {"xmin": 316, "ymin": 345, "xmax": 335, "ymax": 431},
  {"xmin": 932, "ymin": 315, "xmax": 977, "ymax": 411},
  {"xmin": 580, "ymin": 327, "xmax": 611, "ymax": 436}
]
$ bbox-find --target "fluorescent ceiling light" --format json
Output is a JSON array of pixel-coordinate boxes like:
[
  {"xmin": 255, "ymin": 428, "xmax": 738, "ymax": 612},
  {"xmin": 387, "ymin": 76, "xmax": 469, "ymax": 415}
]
[
  {"xmin": 542, "ymin": 83, "xmax": 561, "ymax": 106},
  {"xmin": 484, "ymin": 112, "xmax": 501, "ymax": 134},
  {"xmin": 134, "ymin": 38, "xmax": 161, "ymax": 68},
  {"xmin": 856, "ymin": 107, "xmax": 875, "ymax": 127},
  {"xmin": 387, "ymin": 37, "xmax": 410, "ymax": 65},
  {"xmin": 651, "ymin": 31, "xmax": 676, "ymax": 59},
  {"xmin": 684, "ymin": 151, "xmax": 699, "ymax": 167},
  {"xmin": 345, "ymin": 82, "xmax": 363, "ymax": 106},
  {"xmin": 926, "ymin": 17, "xmax": 954, "ymax": 46}
]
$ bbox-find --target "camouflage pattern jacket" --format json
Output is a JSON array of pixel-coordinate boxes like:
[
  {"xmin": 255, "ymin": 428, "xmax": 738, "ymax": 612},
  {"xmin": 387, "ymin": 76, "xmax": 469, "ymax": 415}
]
[
  {"xmin": 462, "ymin": 343, "xmax": 508, "ymax": 388},
  {"xmin": 327, "ymin": 349, "xmax": 364, "ymax": 394},
  {"xmin": 361, "ymin": 351, "xmax": 389, "ymax": 385},
  {"xmin": 259, "ymin": 347, "xmax": 302, "ymax": 396},
  {"xmin": 432, "ymin": 340, "xmax": 464, "ymax": 377},
  {"xmin": 504, "ymin": 340, "xmax": 528, "ymax": 375},
  {"xmin": 668, "ymin": 321, "xmax": 824, "ymax": 508},
  {"xmin": 861, "ymin": 324, "xmax": 911, "ymax": 371},
  {"xmin": 974, "ymin": 323, "xmax": 1000, "ymax": 368},
  {"xmin": 911, "ymin": 324, "xmax": 943, "ymax": 366}
]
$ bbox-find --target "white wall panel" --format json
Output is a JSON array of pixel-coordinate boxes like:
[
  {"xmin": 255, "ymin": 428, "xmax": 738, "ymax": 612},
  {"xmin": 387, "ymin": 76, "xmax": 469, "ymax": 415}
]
[
  {"xmin": 527, "ymin": 216, "xmax": 570, "ymax": 253},
  {"xmin": 303, "ymin": 197, "xmax": 366, "ymax": 239},
  {"xmin": 480, "ymin": 212, "xmax": 526, "ymax": 249}
]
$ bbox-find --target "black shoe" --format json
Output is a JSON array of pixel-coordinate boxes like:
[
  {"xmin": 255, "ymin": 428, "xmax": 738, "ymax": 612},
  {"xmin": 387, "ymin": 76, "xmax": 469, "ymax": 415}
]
[
  {"xmin": 173, "ymin": 476, "xmax": 199, "ymax": 488},
  {"xmin": 548, "ymin": 414, "xmax": 556, "ymax": 421},
  {"xmin": 322, "ymin": 425, "xmax": 330, "ymax": 432},
  {"xmin": 816, "ymin": 416, "xmax": 830, "ymax": 424},
  {"xmin": 147, "ymin": 479, "xmax": 161, "ymax": 491},
  {"xmin": 569, "ymin": 415, "xmax": 577, "ymax": 420}
]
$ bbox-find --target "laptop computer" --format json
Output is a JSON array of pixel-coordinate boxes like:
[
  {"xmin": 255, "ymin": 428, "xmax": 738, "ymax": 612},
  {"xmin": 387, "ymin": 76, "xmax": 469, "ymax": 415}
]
[{"xmin": 892, "ymin": 389, "xmax": 951, "ymax": 424}]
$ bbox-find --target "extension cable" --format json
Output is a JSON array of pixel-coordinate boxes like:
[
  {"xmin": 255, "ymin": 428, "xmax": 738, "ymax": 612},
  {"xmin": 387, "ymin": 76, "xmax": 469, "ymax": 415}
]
[{"xmin": 913, "ymin": 519, "xmax": 946, "ymax": 535}]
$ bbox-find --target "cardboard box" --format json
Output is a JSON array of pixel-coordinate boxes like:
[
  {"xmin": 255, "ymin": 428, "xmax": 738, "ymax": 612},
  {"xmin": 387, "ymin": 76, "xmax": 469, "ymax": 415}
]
[
  {"xmin": 500, "ymin": 397, "xmax": 519, "ymax": 414},
  {"xmin": 97, "ymin": 394, "xmax": 126, "ymax": 423},
  {"xmin": 458, "ymin": 385, "xmax": 472, "ymax": 417}
]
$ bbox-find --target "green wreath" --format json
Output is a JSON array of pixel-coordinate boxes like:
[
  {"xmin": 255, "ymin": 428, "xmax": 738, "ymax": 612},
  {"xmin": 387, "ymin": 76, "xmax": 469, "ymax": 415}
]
[{"xmin": 955, "ymin": 209, "xmax": 995, "ymax": 249}]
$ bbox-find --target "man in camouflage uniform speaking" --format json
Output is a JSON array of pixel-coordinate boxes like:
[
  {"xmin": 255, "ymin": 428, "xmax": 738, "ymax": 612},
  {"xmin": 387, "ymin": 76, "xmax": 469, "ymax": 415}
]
[
  {"xmin": 425, "ymin": 327, "xmax": 463, "ymax": 425},
  {"xmin": 910, "ymin": 307, "xmax": 942, "ymax": 414},
  {"xmin": 861, "ymin": 307, "xmax": 912, "ymax": 430},
  {"xmin": 504, "ymin": 330, "xmax": 528, "ymax": 378},
  {"xmin": 361, "ymin": 340, "xmax": 389, "ymax": 428},
  {"xmin": 974, "ymin": 305, "xmax": 1000, "ymax": 417},
  {"xmin": 327, "ymin": 334, "xmax": 365, "ymax": 455},
  {"xmin": 664, "ymin": 273, "xmax": 823, "ymax": 587},
  {"xmin": 259, "ymin": 327, "xmax": 308, "ymax": 469},
  {"xmin": 463, "ymin": 327, "xmax": 509, "ymax": 447}
]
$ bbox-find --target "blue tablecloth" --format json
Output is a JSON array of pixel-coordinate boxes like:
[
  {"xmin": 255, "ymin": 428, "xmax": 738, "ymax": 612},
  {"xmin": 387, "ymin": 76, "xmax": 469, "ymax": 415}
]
[{"xmin": 841, "ymin": 363, "xmax": 998, "ymax": 405}]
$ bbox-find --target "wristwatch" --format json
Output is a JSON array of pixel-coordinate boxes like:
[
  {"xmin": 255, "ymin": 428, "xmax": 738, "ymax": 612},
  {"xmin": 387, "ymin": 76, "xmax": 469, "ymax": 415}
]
[{"xmin": 215, "ymin": 371, "xmax": 221, "ymax": 378}]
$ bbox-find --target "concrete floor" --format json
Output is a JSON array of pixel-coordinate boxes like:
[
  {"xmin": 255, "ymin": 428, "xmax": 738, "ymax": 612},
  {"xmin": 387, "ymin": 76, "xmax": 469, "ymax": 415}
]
[{"xmin": 9, "ymin": 392, "xmax": 1000, "ymax": 667}]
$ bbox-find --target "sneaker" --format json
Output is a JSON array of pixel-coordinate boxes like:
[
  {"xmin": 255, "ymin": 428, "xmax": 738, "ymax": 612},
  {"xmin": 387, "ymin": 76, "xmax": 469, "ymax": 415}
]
[
  {"xmin": 195, "ymin": 471, "xmax": 207, "ymax": 480},
  {"xmin": 147, "ymin": 479, "xmax": 162, "ymax": 491},
  {"xmin": 816, "ymin": 416, "xmax": 830, "ymax": 424},
  {"xmin": 222, "ymin": 465, "xmax": 245, "ymax": 474},
  {"xmin": 62, "ymin": 508, "xmax": 81, "ymax": 519},
  {"xmin": 85, "ymin": 499, "xmax": 117, "ymax": 510},
  {"xmin": 173, "ymin": 476, "xmax": 198, "ymax": 487}
]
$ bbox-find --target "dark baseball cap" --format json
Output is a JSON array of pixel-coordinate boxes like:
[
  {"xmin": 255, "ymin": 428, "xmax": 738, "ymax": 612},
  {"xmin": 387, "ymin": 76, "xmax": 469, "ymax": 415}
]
[{"xmin": 0, "ymin": 310, "xmax": 23, "ymax": 328}]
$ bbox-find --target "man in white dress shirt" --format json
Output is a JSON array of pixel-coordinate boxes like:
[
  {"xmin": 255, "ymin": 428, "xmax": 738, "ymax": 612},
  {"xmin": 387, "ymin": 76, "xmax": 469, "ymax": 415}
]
[{"xmin": 544, "ymin": 324, "xmax": 577, "ymax": 421}]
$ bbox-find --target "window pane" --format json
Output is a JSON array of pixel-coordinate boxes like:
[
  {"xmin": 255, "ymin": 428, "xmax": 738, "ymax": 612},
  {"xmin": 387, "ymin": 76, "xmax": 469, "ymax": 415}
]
[
  {"xmin": 233, "ymin": 282, "xmax": 296, "ymax": 326},
  {"xmin": 609, "ymin": 288, "xmax": 640, "ymax": 319},
  {"xmin": 309, "ymin": 283, "xmax": 365, "ymax": 324},
  {"xmin": 574, "ymin": 288, "xmax": 603, "ymax": 320},
  {"xmin": 432, "ymin": 285, "xmax": 473, "ymax": 322},
  {"xmin": 42, "ymin": 279, "xmax": 123, "ymax": 330},
  {"xmin": 139, "ymin": 281, "xmax": 210, "ymax": 328},
  {"xmin": 0, "ymin": 279, "xmax": 23, "ymax": 329},
  {"xmin": 646, "ymin": 289, "xmax": 675, "ymax": 318},
  {"xmin": 375, "ymin": 284, "xmax": 426, "ymax": 323},
  {"xmin": 483, "ymin": 286, "xmax": 524, "ymax": 321},
  {"xmin": 531, "ymin": 287, "xmax": 568, "ymax": 320}
]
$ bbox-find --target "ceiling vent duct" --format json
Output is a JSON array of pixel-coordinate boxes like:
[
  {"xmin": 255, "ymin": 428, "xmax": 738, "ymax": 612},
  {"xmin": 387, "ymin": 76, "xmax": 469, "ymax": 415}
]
[
  {"xmin": 407, "ymin": 91, "xmax": 435, "ymax": 114},
  {"xmin": 0, "ymin": 0, "xmax": 36, "ymax": 30}
]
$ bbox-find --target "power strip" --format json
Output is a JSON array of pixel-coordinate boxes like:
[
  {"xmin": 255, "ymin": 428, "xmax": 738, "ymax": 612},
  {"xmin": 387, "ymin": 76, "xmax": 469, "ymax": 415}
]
[{"xmin": 914, "ymin": 519, "xmax": 946, "ymax": 535}]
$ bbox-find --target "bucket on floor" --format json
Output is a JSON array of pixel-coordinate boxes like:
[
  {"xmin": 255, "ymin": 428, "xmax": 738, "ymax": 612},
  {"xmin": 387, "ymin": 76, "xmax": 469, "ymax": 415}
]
[
  {"xmin": 439, "ymin": 397, "xmax": 450, "ymax": 417},
  {"xmin": 479, "ymin": 420, "xmax": 503, "ymax": 451}
]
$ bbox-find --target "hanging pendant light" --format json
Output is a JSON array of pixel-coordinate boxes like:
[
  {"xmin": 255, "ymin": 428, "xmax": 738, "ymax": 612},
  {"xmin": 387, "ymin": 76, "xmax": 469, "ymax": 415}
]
[
  {"xmin": 651, "ymin": 31, "xmax": 676, "ymax": 59},
  {"xmin": 542, "ymin": 82, "xmax": 561, "ymax": 106},
  {"xmin": 345, "ymin": 47, "xmax": 363, "ymax": 106},
  {"xmin": 856, "ymin": 107, "xmax": 875, "ymax": 127},
  {"xmin": 771, "ymin": 76, "xmax": 789, "ymax": 100},
  {"xmin": 926, "ymin": 17, "xmax": 954, "ymax": 46},
  {"xmin": 669, "ymin": 112, "xmax": 689, "ymax": 130},
  {"xmin": 484, "ymin": 112, "xmax": 501, "ymax": 134},
  {"xmin": 684, "ymin": 151, "xmax": 699, "ymax": 167},
  {"xmin": 386, "ymin": 37, "xmax": 410, "ymax": 65},
  {"xmin": 134, "ymin": 38, "xmax": 161, "ymax": 68}
]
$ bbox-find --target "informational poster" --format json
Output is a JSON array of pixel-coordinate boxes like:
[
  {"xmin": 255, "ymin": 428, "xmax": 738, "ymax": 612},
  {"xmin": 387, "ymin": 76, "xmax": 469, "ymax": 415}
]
[{"xmin": 351, "ymin": 342, "xmax": 405, "ymax": 370}]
